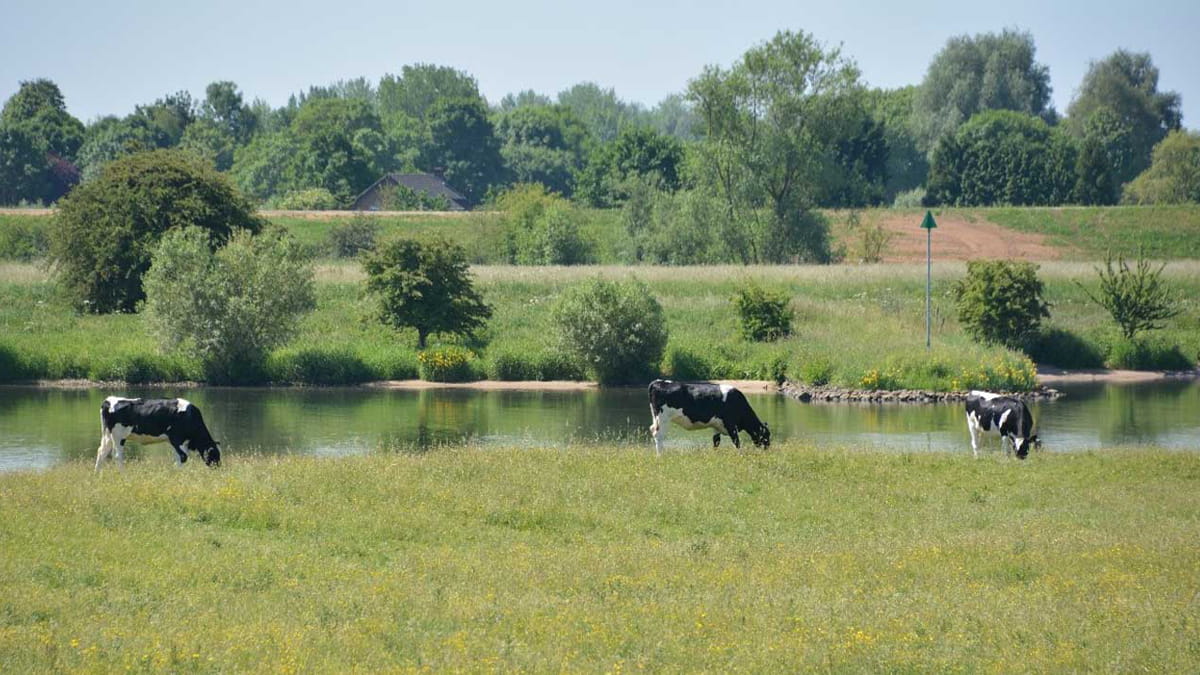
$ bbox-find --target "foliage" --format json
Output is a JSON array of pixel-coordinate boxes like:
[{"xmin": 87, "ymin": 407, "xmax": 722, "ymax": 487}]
[
  {"xmin": 76, "ymin": 115, "xmax": 157, "ymax": 181},
  {"xmin": 1077, "ymin": 250, "xmax": 1180, "ymax": 339},
  {"xmin": 857, "ymin": 220, "xmax": 894, "ymax": 264},
  {"xmin": 688, "ymin": 30, "xmax": 862, "ymax": 262},
  {"xmin": 377, "ymin": 64, "xmax": 482, "ymax": 122},
  {"xmin": 732, "ymin": 281, "xmax": 793, "ymax": 342},
  {"xmin": 493, "ymin": 104, "xmax": 592, "ymax": 197},
  {"xmin": 178, "ymin": 118, "xmax": 237, "ymax": 171},
  {"xmin": 0, "ymin": 78, "xmax": 85, "ymax": 160},
  {"xmin": 0, "ymin": 217, "xmax": 50, "ymax": 260},
  {"xmin": 363, "ymin": 236, "xmax": 492, "ymax": 349},
  {"xmin": 551, "ymin": 278, "xmax": 668, "ymax": 384},
  {"xmin": 418, "ymin": 345, "xmax": 480, "ymax": 382},
  {"xmin": 0, "ymin": 126, "xmax": 52, "ymax": 206},
  {"xmin": 141, "ymin": 227, "xmax": 316, "ymax": 383},
  {"xmin": 891, "ymin": 188, "xmax": 926, "ymax": 208},
  {"xmin": 275, "ymin": 187, "xmax": 340, "ymax": 210},
  {"xmin": 497, "ymin": 183, "xmax": 593, "ymax": 265},
  {"xmin": 1122, "ymin": 130, "xmax": 1200, "ymax": 205},
  {"xmin": 913, "ymin": 29, "xmax": 1053, "ymax": 153},
  {"xmin": 1066, "ymin": 50, "xmax": 1182, "ymax": 186},
  {"xmin": 419, "ymin": 98, "xmax": 506, "ymax": 204},
  {"xmin": 326, "ymin": 215, "xmax": 381, "ymax": 258},
  {"xmin": 1024, "ymin": 327, "xmax": 1105, "ymax": 369},
  {"xmin": 574, "ymin": 126, "xmax": 684, "ymax": 207},
  {"xmin": 290, "ymin": 98, "xmax": 391, "ymax": 203},
  {"xmin": 555, "ymin": 82, "xmax": 643, "ymax": 143},
  {"xmin": 953, "ymin": 260, "xmax": 1050, "ymax": 349},
  {"xmin": 1104, "ymin": 334, "xmax": 1193, "ymax": 370},
  {"xmin": 378, "ymin": 183, "xmax": 451, "ymax": 211},
  {"xmin": 926, "ymin": 110, "xmax": 1076, "ymax": 206},
  {"xmin": 49, "ymin": 149, "xmax": 264, "ymax": 313},
  {"xmin": 866, "ymin": 86, "xmax": 928, "ymax": 199}
]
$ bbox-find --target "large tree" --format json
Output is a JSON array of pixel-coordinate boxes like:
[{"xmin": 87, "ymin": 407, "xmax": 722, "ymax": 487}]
[
  {"xmin": 1122, "ymin": 130, "xmax": 1200, "ymax": 205},
  {"xmin": 377, "ymin": 64, "xmax": 482, "ymax": 122},
  {"xmin": 419, "ymin": 98, "xmax": 506, "ymax": 204},
  {"xmin": 1066, "ymin": 50, "xmax": 1182, "ymax": 187},
  {"xmin": 913, "ymin": 29, "xmax": 1053, "ymax": 153},
  {"xmin": 688, "ymin": 29, "xmax": 863, "ymax": 262},
  {"xmin": 574, "ymin": 126, "xmax": 684, "ymax": 207},
  {"xmin": 556, "ymin": 82, "xmax": 642, "ymax": 143},
  {"xmin": 0, "ymin": 79, "xmax": 85, "ymax": 161},
  {"xmin": 493, "ymin": 104, "xmax": 592, "ymax": 196}
]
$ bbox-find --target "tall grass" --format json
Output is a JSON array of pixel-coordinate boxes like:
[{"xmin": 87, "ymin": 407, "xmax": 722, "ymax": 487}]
[{"xmin": 1, "ymin": 446, "xmax": 1197, "ymax": 671}]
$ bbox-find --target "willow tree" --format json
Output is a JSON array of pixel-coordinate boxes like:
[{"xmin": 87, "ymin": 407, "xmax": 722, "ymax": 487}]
[{"xmin": 687, "ymin": 30, "xmax": 864, "ymax": 263}]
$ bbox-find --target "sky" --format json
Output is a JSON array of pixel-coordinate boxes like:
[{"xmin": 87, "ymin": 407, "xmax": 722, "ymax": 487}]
[{"xmin": 2, "ymin": 0, "xmax": 1197, "ymax": 127}]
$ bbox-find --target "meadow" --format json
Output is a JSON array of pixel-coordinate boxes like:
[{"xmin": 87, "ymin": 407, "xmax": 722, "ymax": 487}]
[
  {"xmin": 0, "ymin": 445, "xmax": 1197, "ymax": 671},
  {"xmin": 2, "ymin": 261, "xmax": 1198, "ymax": 389}
]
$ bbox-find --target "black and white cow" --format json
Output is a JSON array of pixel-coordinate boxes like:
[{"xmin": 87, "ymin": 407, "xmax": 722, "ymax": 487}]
[
  {"xmin": 648, "ymin": 379, "xmax": 770, "ymax": 454},
  {"xmin": 965, "ymin": 390, "xmax": 1040, "ymax": 459},
  {"xmin": 95, "ymin": 397, "xmax": 221, "ymax": 471}
]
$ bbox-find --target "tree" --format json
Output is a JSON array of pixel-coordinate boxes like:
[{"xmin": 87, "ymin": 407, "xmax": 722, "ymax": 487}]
[
  {"xmin": 229, "ymin": 131, "xmax": 304, "ymax": 203},
  {"xmin": 1066, "ymin": 50, "xmax": 1181, "ymax": 186},
  {"xmin": 866, "ymin": 86, "xmax": 928, "ymax": 200},
  {"xmin": 129, "ymin": 91, "xmax": 197, "ymax": 148},
  {"xmin": 1122, "ymin": 130, "xmax": 1200, "ymax": 205},
  {"xmin": 493, "ymin": 104, "xmax": 592, "ymax": 196},
  {"xmin": 688, "ymin": 30, "xmax": 862, "ymax": 262},
  {"xmin": 419, "ymin": 98, "xmax": 506, "ymax": 204},
  {"xmin": 0, "ymin": 126, "xmax": 52, "ymax": 205},
  {"xmin": 76, "ymin": 116, "xmax": 156, "ymax": 180},
  {"xmin": 556, "ymin": 82, "xmax": 642, "ymax": 143},
  {"xmin": 142, "ymin": 227, "xmax": 315, "ymax": 383},
  {"xmin": 551, "ymin": 278, "xmax": 668, "ymax": 384},
  {"xmin": 953, "ymin": 260, "xmax": 1050, "ymax": 349},
  {"xmin": 644, "ymin": 93, "xmax": 700, "ymax": 141},
  {"xmin": 913, "ymin": 29, "xmax": 1053, "ymax": 153},
  {"xmin": 179, "ymin": 118, "xmax": 237, "ymax": 171},
  {"xmin": 363, "ymin": 237, "xmax": 492, "ymax": 349},
  {"xmin": 0, "ymin": 79, "xmax": 86, "ymax": 160},
  {"xmin": 288, "ymin": 97, "xmax": 391, "ymax": 203},
  {"xmin": 925, "ymin": 110, "xmax": 1076, "ymax": 206},
  {"xmin": 49, "ymin": 149, "xmax": 264, "ymax": 313},
  {"xmin": 1076, "ymin": 250, "xmax": 1179, "ymax": 339},
  {"xmin": 574, "ymin": 126, "xmax": 684, "ymax": 207},
  {"xmin": 378, "ymin": 64, "xmax": 482, "ymax": 122},
  {"xmin": 201, "ymin": 81, "xmax": 258, "ymax": 143}
]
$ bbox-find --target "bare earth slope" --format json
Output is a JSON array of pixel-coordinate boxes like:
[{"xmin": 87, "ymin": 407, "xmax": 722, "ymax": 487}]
[{"xmin": 867, "ymin": 212, "xmax": 1067, "ymax": 262}]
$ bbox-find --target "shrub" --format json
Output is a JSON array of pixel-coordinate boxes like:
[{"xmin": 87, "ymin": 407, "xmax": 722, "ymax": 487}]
[
  {"xmin": 953, "ymin": 260, "xmax": 1050, "ymax": 349},
  {"xmin": 327, "ymin": 215, "xmax": 381, "ymax": 258},
  {"xmin": 0, "ymin": 219, "xmax": 49, "ymax": 260},
  {"xmin": 552, "ymin": 278, "xmax": 668, "ymax": 385},
  {"xmin": 379, "ymin": 184, "xmax": 451, "ymax": 211},
  {"xmin": 418, "ymin": 345, "xmax": 479, "ymax": 382},
  {"xmin": 486, "ymin": 350, "xmax": 540, "ymax": 381},
  {"xmin": 496, "ymin": 183, "xmax": 594, "ymax": 265},
  {"xmin": 732, "ymin": 282, "xmax": 792, "ymax": 342},
  {"xmin": 363, "ymin": 237, "xmax": 492, "ymax": 349},
  {"xmin": 1105, "ymin": 336, "xmax": 1193, "ymax": 371},
  {"xmin": 49, "ymin": 149, "xmax": 263, "ymax": 313},
  {"xmin": 275, "ymin": 187, "xmax": 339, "ymax": 210},
  {"xmin": 858, "ymin": 223, "xmax": 893, "ymax": 263},
  {"xmin": 798, "ymin": 358, "xmax": 833, "ymax": 386},
  {"xmin": 267, "ymin": 347, "xmax": 375, "ymax": 385},
  {"xmin": 663, "ymin": 344, "xmax": 724, "ymax": 381},
  {"xmin": 141, "ymin": 226, "xmax": 315, "ymax": 384},
  {"xmin": 1076, "ymin": 250, "xmax": 1180, "ymax": 339},
  {"xmin": 892, "ymin": 188, "xmax": 926, "ymax": 208}
]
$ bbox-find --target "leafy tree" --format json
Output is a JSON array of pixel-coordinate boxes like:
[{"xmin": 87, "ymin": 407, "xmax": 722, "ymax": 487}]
[
  {"xmin": 866, "ymin": 86, "xmax": 928, "ymax": 199},
  {"xmin": 1076, "ymin": 250, "xmax": 1179, "ymax": 339},
  {"xmin": 575, "ymin": 126, "xmax": 684, "ymax": 207},
  {"xmin": 498, "ymin": 90, "xmax": 553, "ymax": 111},
  {"xmin": 419, "ymin": 97, "xmax": 506, "ymax": 204},
  {"xmin": 288, "ymin": 97, "xmax": 391, "ymax": 203},
  {"xmin": 201, "ymin": 81, "xmax": 258, "ymax": 143},
  {"xmin": 129, "ymin": 91, "xmax": 197, "ymax": 148},
  {"xmin": 1122, "ymin": 130, "xmax": 1200, "ymax": 205},
  {"xmin": 179, "ymin": 118, "xmax": 237, "ymax": 171},
  {"xmin": 495, "ymin": 183, "xmax": 592, "ymax": 264},
  {"xmin": 953, "ymin": 260, "xmax": 1050, "ymax": 349},
  {"xmin": 49, "ymin": 149, "xmax": 263, "ymax": 313},
  {"xmin": 551, "ymin": 278, "xmax": 668, "ymax": 384},
  {"xmin": 378, "ymin": 183, "xmax": 451, "ymax": 211},
  {"xmin": 925, "ymin": 110, "xmax": 1076, "ymax": 206},
  {"xmin": 229, "ymin": 131, "xmax": 304, "ymax": 204},
  {"xmin": 363, "ymin": 237, "xmax": 492, "ymax": 349},
  {"xmin": 378, "ymin": 64, "xmax": 482, "ymax": 122},
  {"xmin": 0, "ymin": 79, "xmax": 85, "ymax": 160},
  {"xmin": 1066, "ymin": 50, "xmax": 1181, "ymax": 186},
  {"xmin": 556, "ymin": 82, "xmax": 642, "ymax": 143},
  {"xmin": 913, "ymin": 29, "xmax": 1053, "ymax": 153},
  {"xmin": 644, "ymin": 93, "xmax": 700, "ymax": 141},
  {"xmin": 76, "ymin": 116, "xmax": 156, "ymax": 180},
  {"xmin": 493, "ymin": 104, "xmax": 592, "ymax": 196},
  {"xmin": 1074, "ymin": 134, "xmax": 1119, "ymax": 205},
  {"xmin": 142, "ymin": 227, "xmax": 315, "ymax": 383},
  {"xmin": 0, "ymin": 126, "xmax": 52, "ymax": 205},
  {"xmin": 688, "ymin": 30, "xmax": 862, "ymax": 262}
]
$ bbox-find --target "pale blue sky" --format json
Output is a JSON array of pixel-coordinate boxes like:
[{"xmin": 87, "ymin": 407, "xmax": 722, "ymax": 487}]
[{"xmin": 2, "ymin": 0, "xmax": 1197, "ymax": 127}]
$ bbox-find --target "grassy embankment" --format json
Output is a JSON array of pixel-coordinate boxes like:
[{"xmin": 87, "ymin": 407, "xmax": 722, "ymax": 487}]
[
  {"xmin": 1, "ymin": 446, "xmax": 1197, "ymax": 671},
  {"xmin": 1, "ymin": 261, "xmax": 1198, "ymax": 389}
]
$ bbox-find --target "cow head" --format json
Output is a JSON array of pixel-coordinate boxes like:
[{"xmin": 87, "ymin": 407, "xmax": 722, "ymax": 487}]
[
  {"xmin": 1013, "ymin": 434, "xmax": 1040, "ymax": 459},
  {"xmin": 201, "ymin": 443, "xmax": 221, "ymax": 467},
  {"xmin": 749, "ymin": 422, "xmax": 771, "ymax": 449}
]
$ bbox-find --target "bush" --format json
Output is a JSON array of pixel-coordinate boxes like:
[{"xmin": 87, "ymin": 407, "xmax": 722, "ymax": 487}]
[
  {"xmin": 1025, "ymin": 327, "xmax": 1106, "ymax": 369},
  {"xmin": 892, "ymin": 188, "xmax": 926, "ymax": 208},
  {"xmin": 418, "ymin": 345, "xmax": 479, "ymax": 382},
  {"xmin": 141, "ymin": 226, "xmax": 316, "ymax": 384},
  {"xmin": 267, "ymin": 347, "xmax": 375, "ymax": 385},
  {"xmin": 1077, "ymin": 251, "xmax": 1180, "ymax": 339},
  {"xmin": 797, "ymin": 358, "xmax": 833, "ymax": 386},
  {"xmin": 49, "ymin": 150, "xmax": 263, "ymax": 313},
  {"xmin": 663, "ymin": 344, "xmax": 726, "ymax": 381},
  {"xmin": 1105, "ymin": 336, "xmax": 1193, "ymax": 371},
  {"xmin": 552, "ymin": 278, "xmax": 668, "ymax": 385},
  {"xmin": 953, "ymin": 260, "xmax": 1050, "ymax": 349},
  {"xmin": 732, "ymin": 282, "xmax": 792, "ymax": 342},
  {"xmin": 275, "ymin": 187, "xmax": 339, "ymax": 210},
  {"xmin": 327, "ymin": 215, "xmax": 381, "ymax": 258},
  {"xmin": 0, "ymin": 219, "xmax": 49, "ymax": 260},
  {"xmin": 486, "ymin": 350, "xmax": 540, "ymax": 381}
]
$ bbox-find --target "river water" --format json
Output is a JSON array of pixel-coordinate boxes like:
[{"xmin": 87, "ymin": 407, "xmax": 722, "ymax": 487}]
[{"xmin": 1, "ymin": 380, "xmax": 1197, "ymax": 472}]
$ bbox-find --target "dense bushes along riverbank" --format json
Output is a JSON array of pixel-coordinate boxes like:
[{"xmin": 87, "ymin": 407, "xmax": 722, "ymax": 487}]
[
  {"xmin": 1, "ymin": 446, "xmax": 1197, "ymax": 671},
  {"xmin": 2, "ymin": 262, "xmax": 1196, "ymax": 389}
]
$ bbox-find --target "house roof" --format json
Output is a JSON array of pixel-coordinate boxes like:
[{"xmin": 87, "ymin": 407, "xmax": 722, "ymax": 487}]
[{"xmin": 352, "ymin": 172, "xmax": 470, "ymax": 210}]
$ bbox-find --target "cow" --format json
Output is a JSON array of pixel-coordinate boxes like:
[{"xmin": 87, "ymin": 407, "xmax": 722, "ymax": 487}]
[
  {"xmin": 965, "ymin": 390, "xmax": 1040, "ymax": 459},
  {"xmin": 648, "ymin": 379, "xmax": 770, "ymax": 455},
  {"xmin": 95, "ymin": 397, "xmax": 221, "ymax": 471}
]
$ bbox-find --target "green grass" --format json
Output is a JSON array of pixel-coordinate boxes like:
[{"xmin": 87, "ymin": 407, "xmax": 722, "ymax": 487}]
[
  {"xmin": 984, "ymin": 205, "xmax": 1200, "ymax": 259},
  {"xmin": 2, "ymin": 261, "xmax": 1198, "ymax": 388},
  {"xmin": 1, "ymin": 446, "xmax": 1197, "ymax": 671}
]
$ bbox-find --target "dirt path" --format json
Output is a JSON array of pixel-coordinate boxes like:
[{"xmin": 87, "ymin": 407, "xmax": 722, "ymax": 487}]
[{"xmin": 860, "ymin": 212, "xmax": 1067, "ymax": 263}]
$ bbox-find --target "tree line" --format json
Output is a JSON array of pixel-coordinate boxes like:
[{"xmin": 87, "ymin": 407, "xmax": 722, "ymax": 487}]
[{"xmin": 2, "ymin": 28, "xmax": 1198, "ymax": 262}]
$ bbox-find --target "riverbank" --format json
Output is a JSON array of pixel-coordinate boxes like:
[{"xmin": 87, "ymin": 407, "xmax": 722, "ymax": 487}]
[{"xmin": 1, "ymin": 446, "xmax": 1196, "ymax": 671}]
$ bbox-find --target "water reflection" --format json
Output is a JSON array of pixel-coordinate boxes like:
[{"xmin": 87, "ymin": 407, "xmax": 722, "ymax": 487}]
[{"xmin": 1, "ymin": 379, "xmax": 1197, "ymax": 471}]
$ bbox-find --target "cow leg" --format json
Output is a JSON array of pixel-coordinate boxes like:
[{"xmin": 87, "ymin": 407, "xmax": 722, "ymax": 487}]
[
  {"xmin": 712, "ymin": 433, "xmax": 721, "ymax": 447},
  {"xmin": 650, "ymin": 413, "xmax": 666, "ymax": 456},
  {"xmin": 114, "ymin": 439, "xmax": 126, "ymax": 470},
  {"xmin": 967, "ymin": 413, "xmax": 980, "ymax": 458},
  {"xmin": 94, "ymin": 431, "xmax": 113, "ymax": 472},
  {"xmin": 728, "ymin": 427, "xmax": 741, "ymax": 450}
]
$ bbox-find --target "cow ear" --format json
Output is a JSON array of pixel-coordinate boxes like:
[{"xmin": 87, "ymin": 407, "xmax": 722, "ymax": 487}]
[{"xmin": 111, "ymin": 399, "xmax": 133, "ymax": 413}]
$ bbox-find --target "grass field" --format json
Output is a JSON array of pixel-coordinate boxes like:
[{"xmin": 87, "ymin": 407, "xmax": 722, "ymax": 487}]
[
  {"xmin": 2, "ymin": 261, "xmax": 1197, "ymax": 388},
  {"xmin": 1, "ymin": 445, "xmax": 1197, "ymax": 671}
]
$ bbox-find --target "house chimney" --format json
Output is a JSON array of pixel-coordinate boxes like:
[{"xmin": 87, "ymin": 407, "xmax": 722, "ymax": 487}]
[{"xmin": 431, "ymin": 166, "xmax": 446, "ymax": 179}]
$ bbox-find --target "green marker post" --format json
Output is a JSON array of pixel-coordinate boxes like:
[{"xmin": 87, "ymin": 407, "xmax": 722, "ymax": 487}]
[{"xmin": 920, "ymin": 210, "xmax": 937, "ymax": 349}]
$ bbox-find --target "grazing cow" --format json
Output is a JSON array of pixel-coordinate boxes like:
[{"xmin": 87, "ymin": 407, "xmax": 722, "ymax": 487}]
[
  {"xmin": 965, "ymin": 390, "xmax": 1040, "ymax": 459},
  {"xmin": 95, "ymin": 397, "xmax": 221, "ymax": 471},
  {"xmin": 648, "ymin": 379, "xmax": 770, "ymax": 454}
]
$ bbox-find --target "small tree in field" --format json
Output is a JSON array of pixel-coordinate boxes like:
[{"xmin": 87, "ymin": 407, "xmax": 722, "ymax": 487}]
[
  {"xmin": 142, "ymin": 226, "xmax": 315, "ymax": 382},
  {"xmin": 953, "ymin": 260, "xmax": 1050, "ymax": 349},
  {"xmin": 552, "ymin": 278, "xmax": 668, "ymax": 384},
  {"xmin": 1077, "ymin": 250, "xmax": 1179, "ymax": 339},
  {"xmin": 732, "ymin": 281, "xmax": 793, "ymax": 342},
  {"xmin": 363, "ymin": 237, "xmax": 492, "ymax": 349}
]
